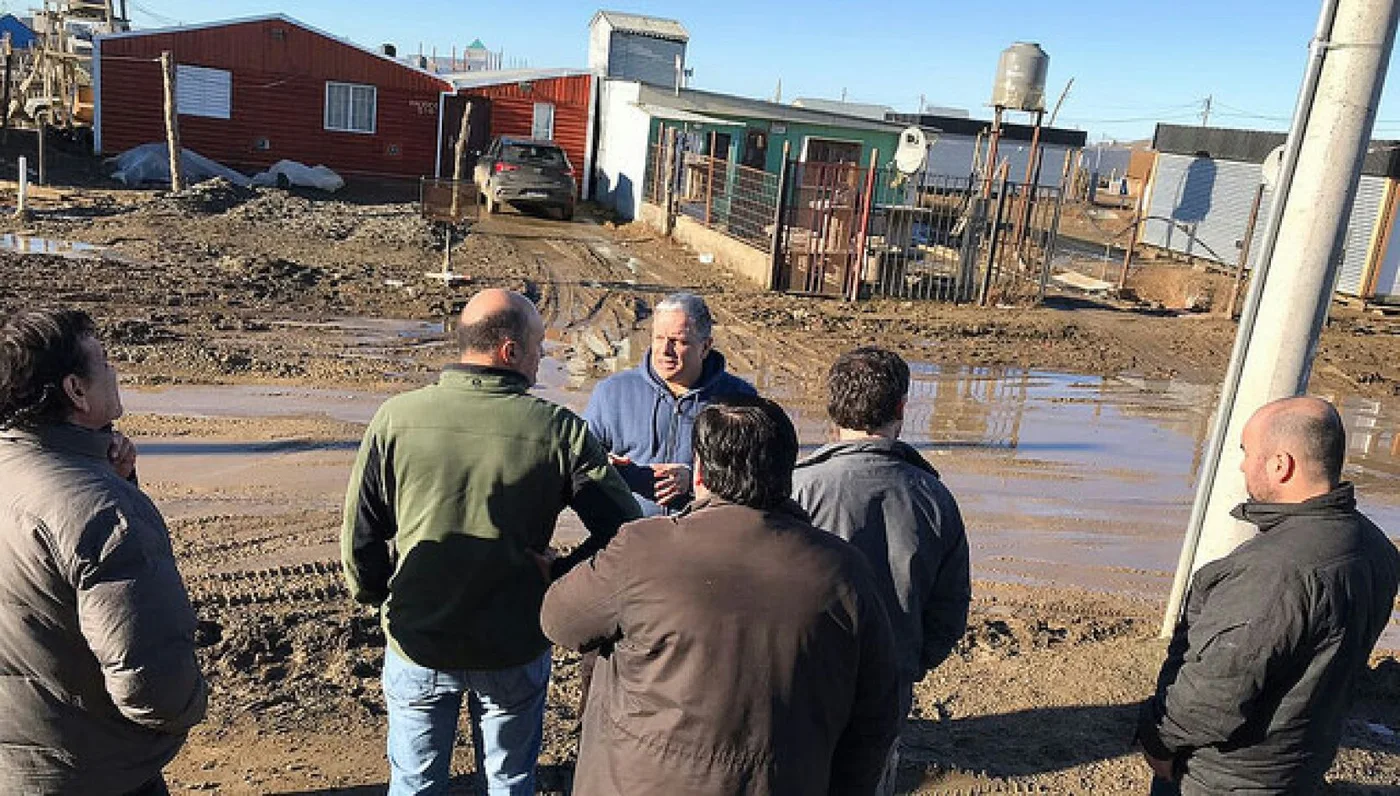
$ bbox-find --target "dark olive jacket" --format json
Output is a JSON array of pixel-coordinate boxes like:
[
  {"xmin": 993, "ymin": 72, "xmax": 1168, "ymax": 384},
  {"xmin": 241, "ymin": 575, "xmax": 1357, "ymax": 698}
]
[{"xmin": 341, "ymin": 365, "xmax": 641, "ymax": 671}]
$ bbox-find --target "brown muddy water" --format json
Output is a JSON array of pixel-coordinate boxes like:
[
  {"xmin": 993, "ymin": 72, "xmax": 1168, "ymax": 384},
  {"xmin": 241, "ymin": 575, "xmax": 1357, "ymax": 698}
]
[{"xmin": 120, "ymin": 323, "xmax": 1400, "ymax": 650}]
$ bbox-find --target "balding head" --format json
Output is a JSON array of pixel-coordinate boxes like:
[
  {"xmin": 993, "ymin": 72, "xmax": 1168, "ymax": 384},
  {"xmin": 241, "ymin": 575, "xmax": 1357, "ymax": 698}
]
[
  {"xmin": 455, "ymin": 289, "xmax": 545, "ymax": 384},
  {"xmin": 1240, "ymin": 396, "xmax": 1346, "ymax": 503}
]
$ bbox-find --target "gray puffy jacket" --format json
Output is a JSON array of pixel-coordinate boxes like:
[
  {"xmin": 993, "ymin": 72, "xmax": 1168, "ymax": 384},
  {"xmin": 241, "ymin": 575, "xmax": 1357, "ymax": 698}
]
[
  {"xmin": 0, "ymin": 424, "xmax": 207, "ymax": 795},
  {"xmin": 1139, "ymin": 484, "xmax": 1400, "ymax": 795}
]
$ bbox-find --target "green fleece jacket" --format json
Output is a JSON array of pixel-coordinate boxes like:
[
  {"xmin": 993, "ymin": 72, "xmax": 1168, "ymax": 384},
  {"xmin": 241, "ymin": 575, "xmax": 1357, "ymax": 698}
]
[{"xmin": 341, "ymin": 364, "xmax": 641, "ymax": 671}]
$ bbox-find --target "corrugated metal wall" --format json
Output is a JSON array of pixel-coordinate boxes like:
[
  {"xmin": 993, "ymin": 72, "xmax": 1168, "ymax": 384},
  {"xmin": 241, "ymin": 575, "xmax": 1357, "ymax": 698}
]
[
  {"xmin": 1141, "ymin": 154, "xmax": 1270, "ymax": 267},
  {"xmin": 608, "ymin": 32, "xmax": 683, "ymax": 86},
  {"xmin": 461, "ymin": 74, "xmax": 592, "ymax": 198},
  {"xmin": 98, "ymin": 18, "xmax": 451, "ymax": 178},
  {"xmin": 1142, "ymin": 152, "xmax": 1388, "ymax": 296},
  {"xmin": 1337, "ymin": 176, "xmax": 1387, "ymax": 295}
]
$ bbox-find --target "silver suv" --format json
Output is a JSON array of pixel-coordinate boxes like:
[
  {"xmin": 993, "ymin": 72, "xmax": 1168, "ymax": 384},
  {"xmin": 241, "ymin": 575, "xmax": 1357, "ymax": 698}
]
[{"xmin": 473, "ymin": 137, "xmax": 577, "ymax": 221}]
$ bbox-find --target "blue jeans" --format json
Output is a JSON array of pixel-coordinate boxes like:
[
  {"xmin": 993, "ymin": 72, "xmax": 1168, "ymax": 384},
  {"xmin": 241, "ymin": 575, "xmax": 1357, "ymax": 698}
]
[{"xmin": 382, "ymin": 646, "xmax": 551, "ymax": 796}]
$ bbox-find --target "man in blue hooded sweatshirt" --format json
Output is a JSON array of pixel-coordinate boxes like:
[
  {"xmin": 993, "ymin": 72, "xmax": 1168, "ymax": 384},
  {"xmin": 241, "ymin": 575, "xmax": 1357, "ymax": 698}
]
[{"xmin": 584, "ymin": 292, "xmax": 756, "ymax": 517}]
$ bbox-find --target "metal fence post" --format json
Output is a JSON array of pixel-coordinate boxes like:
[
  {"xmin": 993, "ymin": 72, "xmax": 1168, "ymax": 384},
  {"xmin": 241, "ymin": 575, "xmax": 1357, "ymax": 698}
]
[
  {"xmin": 768, "ymin": 141, "xmax": 792, "ymax": 291},
  {"xmin": 979, "ymin": 164, "xmax": 1011, "ymax": 306}
]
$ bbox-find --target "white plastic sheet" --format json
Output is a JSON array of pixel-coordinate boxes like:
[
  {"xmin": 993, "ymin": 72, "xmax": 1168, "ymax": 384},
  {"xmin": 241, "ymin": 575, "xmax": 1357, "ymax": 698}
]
[
  {"xmin": 109, "ymin": 143, "xmax": 252, "ymax": 187},
  {"xmin": 251, "ymin": 160, "xmax": 345, "ymax": 193}
]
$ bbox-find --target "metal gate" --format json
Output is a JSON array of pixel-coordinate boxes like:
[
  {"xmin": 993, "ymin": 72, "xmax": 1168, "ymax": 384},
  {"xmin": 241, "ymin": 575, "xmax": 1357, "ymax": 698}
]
[
  {"xmin": 772, "ymin": 161, "xmax": 872, "ymax": 297},
  {"xmin": 773, "ymin": 160, "xmax": 1064, "ymax": 303}
]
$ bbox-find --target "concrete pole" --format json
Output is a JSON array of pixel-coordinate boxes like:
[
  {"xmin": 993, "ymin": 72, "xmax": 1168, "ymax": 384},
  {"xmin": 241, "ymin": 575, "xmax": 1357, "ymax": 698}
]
[
  {"xmin": 1162, "ymin": 0, "xmax": 1399, "ymax": 634},
  {"xmin": 160, "ymin": 51, "xmax": 184, "ymax": 192}
]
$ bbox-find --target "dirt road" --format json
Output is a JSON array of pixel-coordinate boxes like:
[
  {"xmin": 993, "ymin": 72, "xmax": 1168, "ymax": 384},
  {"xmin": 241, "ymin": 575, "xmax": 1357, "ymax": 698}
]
[{"xmin": 1, "ymin": 183, "xmax": 1398, "ymax": 793}]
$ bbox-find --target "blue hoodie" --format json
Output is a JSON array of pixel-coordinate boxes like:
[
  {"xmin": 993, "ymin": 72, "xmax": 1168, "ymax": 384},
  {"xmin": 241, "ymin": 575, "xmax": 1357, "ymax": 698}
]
[{"xmin": 584, "ymin": 349, "xmax": 756, "ymax": 516}]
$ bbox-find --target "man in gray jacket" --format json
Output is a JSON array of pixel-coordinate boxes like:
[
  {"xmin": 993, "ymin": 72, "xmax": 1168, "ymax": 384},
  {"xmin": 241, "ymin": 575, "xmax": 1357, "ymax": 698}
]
[
  {"xmin": 792, "ymin": 347, "xmax": 972, "ymax": 794},
  {"xmin": 1138, "ymin": 396, "xmax": 1400, "ymax": 795},
  {"xmin": 0, "ymin": 309, "xmax": 207, "ymax": 796}
]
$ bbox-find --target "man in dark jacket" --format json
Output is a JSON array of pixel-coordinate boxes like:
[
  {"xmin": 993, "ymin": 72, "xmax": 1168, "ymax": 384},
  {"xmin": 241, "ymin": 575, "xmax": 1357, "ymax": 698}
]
[
  {"xmin": 342, "ymin": 289, "xmax": 640, "ymax": 796},
  {"xmin": 583, "ymin": 292, "xmax": 755, "ymax": 517},
  {"xmin": 0, "ymin": 308, "xmax": 207, "ymax": 796},
  {"xmin": 542, "ymin": 395, "xmax": 901, "ymax": 795},
  {"xmin": 1139, "ymin": 396, "xmax": 1400, "ymax": 795},
  {"xmin": 792, "ymin": 347, "xmax": 972, "ymax": 794}
]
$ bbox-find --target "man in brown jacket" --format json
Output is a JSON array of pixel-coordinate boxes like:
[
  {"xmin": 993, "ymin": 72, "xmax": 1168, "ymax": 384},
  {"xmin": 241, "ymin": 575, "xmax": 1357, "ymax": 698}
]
[
  {"xmin": 542, "ymin": 394, "xmax": 900, "ymax": 795},
  {"xmin": 0, "ymin": 308, "xmax": 207, "ymax": 796}
]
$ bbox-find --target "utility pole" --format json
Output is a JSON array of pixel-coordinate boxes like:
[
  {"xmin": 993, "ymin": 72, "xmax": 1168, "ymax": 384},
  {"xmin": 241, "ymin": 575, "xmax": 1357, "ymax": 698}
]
[
  {"xmin": 1162, "ymin": 0, "xmax": 1400, "ymax": 635},
  {"xmin": 1200, "ymin": 94, "xmax": 1213, "ymax": 126},
  {"xmin": 919, "ymin": 93, "xmax": 926, "ymax": 114}
]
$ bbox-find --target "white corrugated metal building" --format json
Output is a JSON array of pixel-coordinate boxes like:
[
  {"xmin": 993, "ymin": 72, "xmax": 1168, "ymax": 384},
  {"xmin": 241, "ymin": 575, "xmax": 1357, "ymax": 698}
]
[
  {"xmin": 588, "ymin": 11, "xmax": 688, "ymax": 88},
  {"xmin": 1141, "ymin": 124, "xmax": 1400, "ymax": 302},
  {"xmin": 886, "ymin": 112, "xmax": 1087, "ymax": 188}
]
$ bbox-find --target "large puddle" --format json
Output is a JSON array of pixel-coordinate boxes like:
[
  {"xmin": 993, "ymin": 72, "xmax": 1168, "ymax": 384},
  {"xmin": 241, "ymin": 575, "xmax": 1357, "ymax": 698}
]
[{"xmin": 122, "ymin": 334, "xmax": 1400, "ymax": 649}]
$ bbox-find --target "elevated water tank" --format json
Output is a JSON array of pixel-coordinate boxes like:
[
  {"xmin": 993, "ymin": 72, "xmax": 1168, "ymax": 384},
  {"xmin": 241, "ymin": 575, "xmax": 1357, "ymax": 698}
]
[{"xmin": 992, "ymin": 42, "xmax": 1048, "ymax": 111}]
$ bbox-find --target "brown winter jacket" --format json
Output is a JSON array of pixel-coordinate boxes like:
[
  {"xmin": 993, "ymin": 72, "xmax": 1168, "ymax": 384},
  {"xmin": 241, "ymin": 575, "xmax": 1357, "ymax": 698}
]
[
  {"xmin": 0, "ymin": 424, "xmax": 207, "ymax": 796},
  {"xmin": 541, "ymin": 497, "xmax": 901, "ymax": 796}
]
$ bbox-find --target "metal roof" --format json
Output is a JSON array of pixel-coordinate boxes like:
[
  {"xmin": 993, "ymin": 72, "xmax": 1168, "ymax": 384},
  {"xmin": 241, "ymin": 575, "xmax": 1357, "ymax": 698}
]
[
  {"xmin": 446, "ymin": 67, "xmax": 592, "ymax": 90},
  {"xmin": 1153, "ymin": 123, "xmax": 1400, "ymax": 177},
  {"xmin": 95, "ymin": 14, "xmax": 451, "ymax": 88},
  {"xmin": 591, "ymin": 10, "xmax": 689, "ymax": 42},
  {"xmin": 635, "ymin": 83, "xmax": 906, "ymax": 134},
  {"xmin": 791, "ymin": 98, "xmax": 894, "ymax": 121},
  {"xmin": 634, "ymin": 103, "xmax": 743, "ymax": 126}
]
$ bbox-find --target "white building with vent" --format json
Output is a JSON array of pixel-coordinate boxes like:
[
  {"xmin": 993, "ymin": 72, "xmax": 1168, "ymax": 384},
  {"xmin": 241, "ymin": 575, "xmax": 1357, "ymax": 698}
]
[{"xmin": 588, "ymin": 10, "xmax": 688, "ymax": 88}]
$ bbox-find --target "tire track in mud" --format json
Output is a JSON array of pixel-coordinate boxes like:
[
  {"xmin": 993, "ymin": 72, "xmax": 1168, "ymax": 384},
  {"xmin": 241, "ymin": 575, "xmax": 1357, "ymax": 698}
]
[{"xmin": 186, "ymin": 559, "xmax": 347, "ymax": 611}]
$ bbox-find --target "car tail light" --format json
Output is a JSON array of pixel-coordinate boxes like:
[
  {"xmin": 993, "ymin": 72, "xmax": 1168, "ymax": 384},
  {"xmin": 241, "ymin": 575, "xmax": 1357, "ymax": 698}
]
[{"xmin": 494, "ymin": 162, "xmax": 519, "ymax": 173}]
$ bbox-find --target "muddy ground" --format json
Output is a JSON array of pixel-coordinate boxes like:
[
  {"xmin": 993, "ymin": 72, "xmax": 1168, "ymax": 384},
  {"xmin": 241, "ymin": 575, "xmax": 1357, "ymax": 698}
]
[{"xmin": 1, "ymin": 175, "xmax": 1399, "ymax": 794}]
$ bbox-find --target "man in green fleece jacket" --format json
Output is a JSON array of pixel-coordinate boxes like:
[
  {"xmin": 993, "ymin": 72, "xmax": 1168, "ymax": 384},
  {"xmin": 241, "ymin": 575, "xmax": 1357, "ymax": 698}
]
[{"xmin": 342, "ymin": 289, "xmax": 640, "ymax": 796}]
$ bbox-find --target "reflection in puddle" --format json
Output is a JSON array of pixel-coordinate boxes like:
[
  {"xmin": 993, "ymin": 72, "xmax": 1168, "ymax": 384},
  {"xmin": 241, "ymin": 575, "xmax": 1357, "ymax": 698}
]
[
  {"xmin": 122, "ymin": 360, "xmax": 1400, "ymax": 649},
  {"xmin": 0, "ymin": 233, "xmax": 100, "ymax": 257}
]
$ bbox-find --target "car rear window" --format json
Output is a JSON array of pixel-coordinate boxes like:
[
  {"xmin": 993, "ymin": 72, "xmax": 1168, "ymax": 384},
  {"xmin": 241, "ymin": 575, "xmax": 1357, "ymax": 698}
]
[{"xmin": 503, "ymin": 144, "xmax": 567, "ymax": 167}]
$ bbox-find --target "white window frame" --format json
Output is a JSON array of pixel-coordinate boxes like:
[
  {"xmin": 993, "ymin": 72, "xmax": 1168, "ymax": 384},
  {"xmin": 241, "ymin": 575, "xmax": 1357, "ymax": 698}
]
[
  {"xmin": 531, "ymin": 102, "xmax": 555, "ymax": 141},
  {"xmin": 176, "ymin": 64, "xmax": 231, "ymax": 120},
  {"xmin": 324, "ymin": 81, "xmax": 377, "ymax": 134}
]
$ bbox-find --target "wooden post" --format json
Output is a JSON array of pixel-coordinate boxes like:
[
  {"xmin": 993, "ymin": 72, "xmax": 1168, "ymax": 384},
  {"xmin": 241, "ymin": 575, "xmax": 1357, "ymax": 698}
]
[
  {"xmin": 15, "ymin": 155, "xmax": 26, "ymax": 217},
  {"xmin": 1227, "ymin": 182, "xmax": 1268, "ymax": 318},
  {"xmin": 662, "ymin": 127, "xmax": 678, "ymax": 235},
  {"xmin": 982, "ymin": 106, "xmax": 1003, "ymax": 198},
  {"xmin": 768, "ymin": 140, "xmax": 792, "ymax": 291},
  {"xmin": 160, "ymin": 51, "xmax": 184, "ymax": 192},
  {"xmin": 705, "ymin": 130, "xmax": 716, "ymax": 226},
  {"xmin": 36, "ymin": 113, "xmax": 45, "ymax": 186},
  {"xmin": 450, "ymin": 100, "xmax": 473, "ymax": 219},
  {"xmin": 849, "ymin": 148, "xmax": 879, "ymax": 302},
  {"xmin": 979, "ymin": 163, "xmax": 1011, "ymax": 306},
  {"xmin": 2, "ymin": 40, "xmax": 12, "ymax": 142},
  {"xmin": 1118, "ymin": 191, "xmax": 1145, "ymax": 291}
]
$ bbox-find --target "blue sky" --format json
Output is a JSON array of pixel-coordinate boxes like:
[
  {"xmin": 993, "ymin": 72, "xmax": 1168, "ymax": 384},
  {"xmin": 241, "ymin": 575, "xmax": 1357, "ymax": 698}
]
[{"xmin": 33, "ymin": 0, "xmax": 1400, "ymax": 143}]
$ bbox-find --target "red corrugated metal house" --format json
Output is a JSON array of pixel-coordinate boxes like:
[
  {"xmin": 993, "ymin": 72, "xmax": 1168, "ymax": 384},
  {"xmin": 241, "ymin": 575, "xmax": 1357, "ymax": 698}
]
[
  {"xmin": 439, "ymin": 68, "xmax": 598, "ymax": 199},
  {"xmin": 94, "ymin": 15, "xmax": 454, "ymax": 179}
]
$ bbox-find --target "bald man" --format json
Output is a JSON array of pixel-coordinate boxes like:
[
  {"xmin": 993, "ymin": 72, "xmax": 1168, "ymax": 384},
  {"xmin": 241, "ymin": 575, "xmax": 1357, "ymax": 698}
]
[
  {"xmin": 1138, "ymin": 397, "xmax": 1400, "ymax": 795},
  {"xmin": 342, "ymin": 289, "xmax": 640, "ymax": 796}
]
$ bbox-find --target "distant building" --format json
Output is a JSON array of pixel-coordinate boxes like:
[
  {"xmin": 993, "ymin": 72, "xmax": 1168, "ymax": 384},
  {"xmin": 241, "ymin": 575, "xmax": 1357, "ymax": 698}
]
[
  {"xmin": 791, "ymin": 98, "xmax": 892, "ymax": 122},
  {"xmin": 588, "ymin": 10, "xmax": 688, "ymax": 87},
  {"xmin": 0, "ymin": 13, "xmax": 37, "ymax": 50},
  {"xmin": 886, "ymin": 112, "xmax": 1087, "ymax": 188},
  {"xmin": 1141, "ymin": 123, "xmax": 1400, "ymax": 304},
  {"xmin": 464, "ymin": 38, "xmax": 493, "ymax": 71}
]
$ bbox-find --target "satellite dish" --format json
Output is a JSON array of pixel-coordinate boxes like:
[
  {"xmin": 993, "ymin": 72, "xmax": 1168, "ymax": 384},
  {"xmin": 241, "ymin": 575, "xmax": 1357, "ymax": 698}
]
[
  {"xmin": 894, "ymin": 126, "xmax": 930, "ymax": 174},
  {"xmin": 1261, "ymin": 144, "xmax": 1285, "ymax": 190}
]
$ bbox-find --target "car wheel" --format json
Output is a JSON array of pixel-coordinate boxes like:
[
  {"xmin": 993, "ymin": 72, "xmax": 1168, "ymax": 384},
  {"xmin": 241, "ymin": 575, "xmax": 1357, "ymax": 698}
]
[{"xmin": 558, "ymin": 205, "xmax": 574, "ymax": 222}]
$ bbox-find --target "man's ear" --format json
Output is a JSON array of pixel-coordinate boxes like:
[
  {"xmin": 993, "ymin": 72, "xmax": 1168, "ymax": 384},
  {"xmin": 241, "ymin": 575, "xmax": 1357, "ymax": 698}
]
[
  {"xmin": 1277, "ymin": 451, "xmax": 1298, "ymax": 484},
  {"xmin": 896, "ymin": 396, "xmax": 908, "ymax": 421},
  {"xmin": 62, "ymin": 373, "xmax": 88, "ymax": 414}
]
